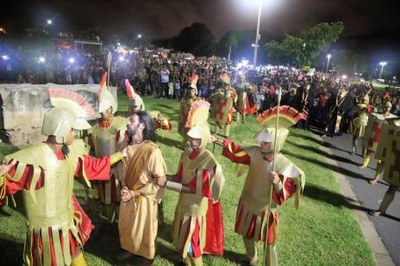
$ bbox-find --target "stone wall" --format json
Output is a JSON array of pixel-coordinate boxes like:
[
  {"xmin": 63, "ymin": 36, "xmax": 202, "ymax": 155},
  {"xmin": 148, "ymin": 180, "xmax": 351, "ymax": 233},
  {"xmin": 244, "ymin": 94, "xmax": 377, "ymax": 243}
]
[{"xmin": 0, "ymin": 83, "xmax": 116, "ymax": 146}]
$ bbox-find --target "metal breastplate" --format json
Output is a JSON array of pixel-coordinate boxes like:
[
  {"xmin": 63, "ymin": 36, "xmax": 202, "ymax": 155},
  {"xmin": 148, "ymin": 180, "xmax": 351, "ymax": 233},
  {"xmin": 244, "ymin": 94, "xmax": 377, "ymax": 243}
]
[
  {"xmin": 92, "ymin": 126, "xmax": 117, "ymax": 156},
  {"xmin": 179, "ymin": 152, "xmax": 212, "ymax": 216},
  {"xmin": 24, "ymin": 155, "xmax": 74, "ymax": 229}
]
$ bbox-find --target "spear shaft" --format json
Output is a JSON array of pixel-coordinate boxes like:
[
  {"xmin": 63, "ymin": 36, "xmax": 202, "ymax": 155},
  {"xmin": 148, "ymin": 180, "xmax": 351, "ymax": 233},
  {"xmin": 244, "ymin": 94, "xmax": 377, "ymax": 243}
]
[
  {"xmin": 107, "ymin": 51, "xmax": 112, "ymax": 88},
  {"xmin": 263, "ymin": 85, "xmax": 282, "ymax": 266}
]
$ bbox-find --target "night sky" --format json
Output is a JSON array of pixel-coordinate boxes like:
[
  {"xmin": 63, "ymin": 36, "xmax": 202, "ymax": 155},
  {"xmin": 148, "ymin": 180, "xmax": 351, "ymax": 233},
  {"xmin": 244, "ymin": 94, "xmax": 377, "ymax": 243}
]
[{"xmin": 1, "ymin": 0, "xmax": 400, "ymax": 47}]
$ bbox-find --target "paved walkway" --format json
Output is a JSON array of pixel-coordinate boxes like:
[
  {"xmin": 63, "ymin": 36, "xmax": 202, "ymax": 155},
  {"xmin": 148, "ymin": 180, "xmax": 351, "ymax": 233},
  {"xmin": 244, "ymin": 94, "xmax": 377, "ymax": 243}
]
[{"xmin": 316, "ymin": 131, "xmax": 399, "ymax": 265}]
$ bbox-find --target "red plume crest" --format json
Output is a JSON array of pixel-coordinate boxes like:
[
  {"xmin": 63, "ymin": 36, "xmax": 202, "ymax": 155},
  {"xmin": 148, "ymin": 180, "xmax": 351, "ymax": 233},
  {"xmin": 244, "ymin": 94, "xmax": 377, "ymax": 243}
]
[{"xmin": 257, "ymin": 105, "xmax": 307, "ymax": 128}]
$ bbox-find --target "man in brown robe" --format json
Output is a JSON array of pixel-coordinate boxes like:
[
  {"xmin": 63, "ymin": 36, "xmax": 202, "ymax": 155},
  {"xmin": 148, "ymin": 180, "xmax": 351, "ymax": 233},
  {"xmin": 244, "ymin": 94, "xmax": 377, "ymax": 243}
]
[{"xmin": 117, "ymin": 110, "xmax": 167, "ymax": 265}]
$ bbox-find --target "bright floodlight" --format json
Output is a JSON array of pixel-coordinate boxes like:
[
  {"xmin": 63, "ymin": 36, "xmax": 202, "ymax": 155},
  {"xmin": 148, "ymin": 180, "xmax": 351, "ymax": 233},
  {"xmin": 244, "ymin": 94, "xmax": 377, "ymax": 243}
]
[
  {"xmin": 119, "ymin": 56, "xmax": 124, "ymax": 62},
  {"xmin": 239, "ymin": 0, "xmax": 282, "ymax": 66},
  {"xmin": 47, "ymin": 19, "xmax": 53, "ymax": 25},
  {"xmin": 379, "ymin": 61, "xmax": 387, "ymax": 79},
  {"xmin": 325, "ymin": 54, "xmax": 332, "ymax": 73},
  {"xmin": 137, "ymin": 34, "xmax": 142, "ymax": 38},
  {"xmin": 252, "ymin": 0, "xmax": 263, "ymax": 66},
  {"xmin": 69, "ymin": 57, "xmax": 75, "ymax": 64},
  {"xmin": 38, "ymin": 57, "xmax": 46, "ymax": 63}
]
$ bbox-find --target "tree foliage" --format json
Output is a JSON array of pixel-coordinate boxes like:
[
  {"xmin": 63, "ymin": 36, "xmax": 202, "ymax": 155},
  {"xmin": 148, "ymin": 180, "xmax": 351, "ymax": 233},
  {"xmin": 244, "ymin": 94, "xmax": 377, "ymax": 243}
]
[
  {"xmin": 216, "ymin": 30, "xmax": 243, "ymax": 61},
  {"xmin": 331, "ymin": 49, "xmax": 368, "ymax": 75},
  {"xmin": 266, "ymin": 22, "xmax": 344, "ymax": 67},
  {"xmin": 216, "ymin": 30, "xmax": 276, "ymax": 64},
  {"xmin": 172, "ymin": 22, "xmax": 216, "ymax": 57}
]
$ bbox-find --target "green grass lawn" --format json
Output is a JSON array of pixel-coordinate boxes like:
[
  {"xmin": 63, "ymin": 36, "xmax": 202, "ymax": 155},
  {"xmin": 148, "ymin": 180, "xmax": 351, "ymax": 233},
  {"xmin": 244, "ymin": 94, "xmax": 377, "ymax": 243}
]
[{"xmin": 0, "ymin": 94, "xmax": 375, "ymax": 265}]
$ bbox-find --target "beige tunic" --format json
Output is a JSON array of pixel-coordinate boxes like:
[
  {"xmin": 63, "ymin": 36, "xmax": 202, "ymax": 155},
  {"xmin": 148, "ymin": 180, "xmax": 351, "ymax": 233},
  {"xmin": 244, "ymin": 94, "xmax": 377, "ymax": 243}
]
[
  {"xmin": 352, "ymin": 104, "xmax": 369, "ymax": 138},
  {"xmin": 89, "ymin": 116, "xmax": 127, "ymax": 204},
  {"xmin": 235, "ymin": 146, "xmax": 304, "ymax": 243},
  {"xmin": 118, "ymin": 142, "xmax": 166, "ymax": 259}
]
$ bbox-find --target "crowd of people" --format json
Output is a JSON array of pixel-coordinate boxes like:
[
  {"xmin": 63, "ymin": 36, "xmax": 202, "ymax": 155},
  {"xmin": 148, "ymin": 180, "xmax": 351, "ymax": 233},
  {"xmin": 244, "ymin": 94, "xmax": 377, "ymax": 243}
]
[
  {"xmin": 2, "ymin": 41, "xmax": 400, "ymax": 125},
  {"xmin": 0, "ymin": 64, "xmax": 309, "ymax": 266},
  {"xmin": 1, "ymin": 45, "xmax": 400, "ymax": 265}
]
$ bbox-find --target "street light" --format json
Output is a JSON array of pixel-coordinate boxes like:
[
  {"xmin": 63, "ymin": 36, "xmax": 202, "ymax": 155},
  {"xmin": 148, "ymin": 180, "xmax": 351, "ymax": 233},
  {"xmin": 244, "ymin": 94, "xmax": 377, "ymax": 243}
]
[
  {"xmin": 252, "ymin": 0, "xmax": 262, "ymax": 67},
  {"xmin": 325, "ymin": 54, "xmax": 331, "ymax": 73},
  {"xmin": 379, "ymin": 61, "xmax": 387, "ymax": 79}
]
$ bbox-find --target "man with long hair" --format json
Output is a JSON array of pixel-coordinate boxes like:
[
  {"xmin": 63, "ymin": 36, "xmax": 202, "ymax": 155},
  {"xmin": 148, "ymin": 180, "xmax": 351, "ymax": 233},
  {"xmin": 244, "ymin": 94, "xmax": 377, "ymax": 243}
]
[{"xmin": 117, "ymin": 110, "xmax": 167, "ymax": 265}]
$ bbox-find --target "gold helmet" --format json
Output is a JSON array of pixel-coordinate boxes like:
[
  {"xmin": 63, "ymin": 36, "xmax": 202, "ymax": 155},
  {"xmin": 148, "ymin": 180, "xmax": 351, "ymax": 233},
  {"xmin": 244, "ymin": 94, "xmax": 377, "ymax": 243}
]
[
  {"xmin": 98, "ymin": 72, "xmax": 118, "ymax": 114},
  {"xmin": 256, "ymin": 105, "xmax": 306, "ymax": 153},
  {"xmin": 46, "ymin": 88, "xmax": 95, "ymax": 143},
  {"xmin": 187, "ymin": 123, "xmax": 211, "ymax": 149},
  {"xmin": 363, "ymin": 93, "xmax": 370, "ymax": 104},
  {"xmin": 42, "ymin": 107, "xmax": 91, "ymax": 143},
  {"xmin": 99, "ymin": 88, "xmax": 118, "ymax": 114},
  {"xmin": 385, "ymin": 101, "xmax": 392, "ymax": 109},
  {"xmin": 254, "ymin": 127, "xmax": 289, "ymax": 153},
  {"xmin": 255, "ymin": 128, "xmax": 271, "ymax": 143},
  {"xmin": 245, "ymin": 83, "xmax": 254, "ymax": 91},
  {"xmin": 190, "ymin": 76, "xmax": 198, "ymax": 89}
]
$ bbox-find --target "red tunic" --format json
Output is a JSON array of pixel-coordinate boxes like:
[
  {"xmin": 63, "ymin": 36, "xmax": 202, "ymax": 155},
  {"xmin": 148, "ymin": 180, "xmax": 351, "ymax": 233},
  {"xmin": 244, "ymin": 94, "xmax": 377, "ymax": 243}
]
[{"xmin": 173, "ymin": 150, "xmax": 224, "ymax": 258}]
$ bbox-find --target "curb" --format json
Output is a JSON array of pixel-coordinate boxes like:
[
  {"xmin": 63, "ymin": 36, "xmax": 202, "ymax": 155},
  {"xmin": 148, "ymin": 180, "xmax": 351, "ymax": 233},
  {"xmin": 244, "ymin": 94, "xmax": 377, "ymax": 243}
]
[{"xmin": 318, "ymin": 135, "xmax": 395, "ymax": 266}]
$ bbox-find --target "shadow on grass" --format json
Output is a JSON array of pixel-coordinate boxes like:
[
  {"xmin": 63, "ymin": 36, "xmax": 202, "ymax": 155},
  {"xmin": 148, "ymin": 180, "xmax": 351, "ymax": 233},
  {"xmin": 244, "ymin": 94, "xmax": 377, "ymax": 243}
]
[
  {"xmin": 84, "ymin": 222, "xmax": 120, "ymax": 265},
  {"xmin": 157, "ymin": 221, "xmax": 183, "ymax": 263},
  {"xmin": 290, "ymin": 128, "xmax": 355, "ymax": 154},
  {"xmin": 289, "ymin": 130, "xmax": 326, "ymax": 146},
  {"xmin": 222, "ymin": 249, "xmax": 245, "ymax": 264},
  {"xmin": 157, "ymin": 241, "xmax": 182, "ymax": 265},
  {"xmin": 0, "ymin": 237, "xmax": 24, "ymax": 265},
  {"xmin": 283, "ymin": 150, "xmax": 371, "ymax": 183},
  {"xmin": 156, "ymin": 222, "xmax": 246, "ymax": 265},
  {"xmin": 290, "ymin": 127, "xmax": 352, "ymax": 151},
  {"xmin": 82, "ymin": 217, "xmax": 183, "ymax": 265},
  {"xmin": 306, "ymin": 183, "xmax": 400, "ymax": 221},
  {"xmin": 157, "ymin": 220, "xmax": 174, "ymax": 243},
  {"xmin": 285, "ymin": 139, "xmax": 356, "ymax": 165},
  {"xmin": 0, "ymin": 206, "xmax": 12, "ymax": 217},
  {"xmin": 0, "ymin": 193, "xmax": 25, "ymax": 217},
  {"xmin": 304, "ymin": 183, "xmax": 365, "ymax": 211}
]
